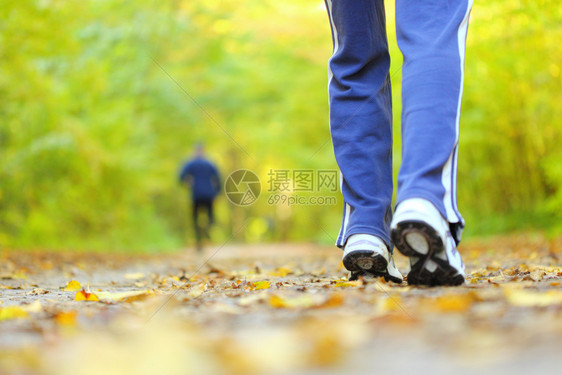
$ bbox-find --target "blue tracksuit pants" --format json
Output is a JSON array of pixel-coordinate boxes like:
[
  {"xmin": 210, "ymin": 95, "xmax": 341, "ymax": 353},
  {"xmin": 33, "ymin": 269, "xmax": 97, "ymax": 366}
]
[{"xmin": 326, "ymin": 0, "xmax": 473, "ymax": 249}]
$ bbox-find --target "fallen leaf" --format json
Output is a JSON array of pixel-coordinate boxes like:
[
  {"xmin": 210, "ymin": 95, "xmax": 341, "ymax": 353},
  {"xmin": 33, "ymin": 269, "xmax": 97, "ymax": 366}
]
[
  {"xmin": 320, "ymin": 292, "xmax": 345, "ymax": 308},
  {"xmin": 269, "ymin": 294, "xmax": 318, "ymax": 309},
  {"xmin": 253, "ymin": 281, "xmax": 271, "ymax": 290},
  {"xmin": 470, "ymin": 269, "xmax": 487, "ymax": 278},
  {"xmin": 519, "ymin": 264, "xmax": 530, "ymax": 272},
  {"xmin": 186, "ymin": 283, "xmax": 207, "ymax": 299},
  {"xmin": 333, "ymin": 280, "xmax": 361, "ymax": 288},
  {"xmin": 268, "ymin": 293, "xmax": 341, "ymax": 309},
  {"xmin": 74, "ymin": 288, "xmax": 99, "ymax": 302},
  {"xmin": 375, "ymin": 295, "xmax": 405, "ymax": 315},
  {"xmin": 269, "ymin": 267, "xmax": 292, "ymax": 277},
  {"xmin": 502, "ymin": 268, "xmax": 518, "ymax": 276},
  {"xmin": 0, "ymin": 306, "xmax": 29, "ymax": 321},
  {"xmin": 432, "ymin": 294, "xmax": 475, "ymax": 313},
  {"xmin": 63, "ymin": 280, "xmax": 82, "ymax": 292},
  {"xmin": 96, "ymin": 290, "xmax": 154, "ymax": 302},
  {"xmin": 530, "ymin": 270, "xmax": 544, "ymax": 281},
  {"xmin": 4, "ymin": 270, "xmax": 28, "ymax": 280},
  {"xmin": 504, "ymin": 288, "xmax": 562, "ymax": 307},
  {"xmin": 207, "ymin": 264, "xmax": 229, "ymax": 276},
  {"xmin": 54, "ymin": 311, "xmax": 77, "ymax": 326}
]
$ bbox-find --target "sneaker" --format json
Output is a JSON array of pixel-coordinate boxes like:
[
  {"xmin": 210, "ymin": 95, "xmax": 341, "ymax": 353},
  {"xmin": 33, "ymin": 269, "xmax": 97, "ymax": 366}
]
[
  {"xmin": 390, "ymin": 198, "xmax": 465, "ymax": 286},
  {"xmin": 342, "ymin": 234, "xmax": 403, "ymax": 284}
]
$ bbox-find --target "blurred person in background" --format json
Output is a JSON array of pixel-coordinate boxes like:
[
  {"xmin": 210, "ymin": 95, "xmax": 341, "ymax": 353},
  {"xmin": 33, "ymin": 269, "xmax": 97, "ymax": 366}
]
[{"xmin": 179, "ymin": 143, "xmax": 221, "ymax": 252}]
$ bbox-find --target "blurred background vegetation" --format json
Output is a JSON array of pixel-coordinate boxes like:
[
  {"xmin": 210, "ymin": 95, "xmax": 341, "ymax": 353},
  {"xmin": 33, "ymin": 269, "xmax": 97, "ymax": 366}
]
[{"xmin": 0, "ymin": 0, "xmax": 560, "ymax": 252}]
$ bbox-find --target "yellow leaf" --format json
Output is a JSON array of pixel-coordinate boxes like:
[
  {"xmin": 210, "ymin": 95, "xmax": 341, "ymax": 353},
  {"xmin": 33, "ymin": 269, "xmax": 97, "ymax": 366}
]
[
  {"xmin": 253, "ymin": 281, "xmax": 270, "ymax": 290},
  {"xmin": 54, "ymin": 311, "xmax": 77, "ymax": 326},
  {"xmin": 376, "ymin": 295, "xmax": 405, "ymax": 314},
  {"xmin": 504, "ymin": 288, "xmax": 562, "ymax": 307},
  {"xmin": 269, "ymin": 267, "xmax": 292, "ymax": 277},
  {"xmin": 321, "ymin": 292, "xmax": 345, "ymax": 308},
  {"xmin": 432, "ymin": 294, "xmax": 474, "ymax": 313},
  {"xmin": 502, "ymin": 268, "xmax": 517, "ymax": 276},
  {"xmin": 530, "ymin": 270, "xmax": 544, "ymax": 281},
  {"xmin": 268, "ymin": 294, "xmax": 331, "ymax": 309},
  {"xmin": 10, "ymin": 270, "xmax": 28, "ymax": 280},
  {"xmin": 545, "ymin": 266, "xmax": 561, "ymax": 274},
  {"xmin": 96, "ymin": 290, "xmax": 154, "ymax": 302},
  {"xmin": 269, "ymin": 294, "xmax": 299, "ymax": 308},
  {"xmin": 470, "ymin": 270, "xmax": 486, "ymax": 278},
  {"xmin": 0, "ymin": 306, "xmax": 29, "ymax": 321},
  {"xmin": 186, "ymin": 283, "xmax": 207, "ymax": 299},
  {"xmin": 63, "ymin": 280, "xmax": 82, "ymax": 292},
  {"xmin": 74, "ymin": 288, "xmax": 99, "ymax": 302},
  {"xmin": 334, "ymin": 280, "xmax": 361, "ymax": 288}
]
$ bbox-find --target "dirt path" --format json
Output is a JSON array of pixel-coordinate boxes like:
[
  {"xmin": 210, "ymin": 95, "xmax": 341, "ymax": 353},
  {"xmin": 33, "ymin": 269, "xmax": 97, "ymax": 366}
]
[{"xmin": 1, "ymin": 236, "xmax": 561, "ymax": 375}]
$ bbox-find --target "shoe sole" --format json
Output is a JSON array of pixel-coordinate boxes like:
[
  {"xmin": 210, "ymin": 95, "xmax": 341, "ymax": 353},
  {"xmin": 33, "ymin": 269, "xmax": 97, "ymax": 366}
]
[
  {"xmin": 343, "ymin": 250, "xmax": 390, "ymax": 281},
  {"xmin": 391, "ymin": 220, "xmax": 464, "ymax": 286}
]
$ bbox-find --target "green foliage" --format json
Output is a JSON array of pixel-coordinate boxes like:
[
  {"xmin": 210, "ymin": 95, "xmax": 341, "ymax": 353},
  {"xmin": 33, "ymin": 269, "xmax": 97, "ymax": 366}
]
[
  {"xmin": 460, "ymin": 0, "xmax": 562, "ymax": 236},
  {"xmin": 0, "ymin": 0, "xmax": 560, "ymax": 251}
]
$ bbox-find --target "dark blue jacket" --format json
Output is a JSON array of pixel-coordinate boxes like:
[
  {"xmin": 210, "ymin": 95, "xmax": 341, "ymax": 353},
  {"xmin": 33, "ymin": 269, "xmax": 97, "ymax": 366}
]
[{"xmin": 179, "ymin": 157, "xmax": 221, "ymax": 201}]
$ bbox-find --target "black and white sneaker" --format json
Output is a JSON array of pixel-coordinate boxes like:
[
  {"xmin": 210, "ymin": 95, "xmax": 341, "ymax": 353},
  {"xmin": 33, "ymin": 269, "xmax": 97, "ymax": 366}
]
[
  {"xmin": 391, "ymin": 198, "xmax": 465, "ymax": 286},
  {"xmin": 342, "ymin": 234, "xmax": 403, "ymax": 284}
]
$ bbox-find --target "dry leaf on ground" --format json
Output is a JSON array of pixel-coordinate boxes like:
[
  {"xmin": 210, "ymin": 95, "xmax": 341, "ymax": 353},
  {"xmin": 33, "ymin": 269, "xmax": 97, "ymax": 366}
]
[
  {"xmin": 74, "ymin": 288, "xmax": 99, "ymax": 302},
  {"xmin": 63, "ymin": 280, "xmax": 82, "ymax": 292}
]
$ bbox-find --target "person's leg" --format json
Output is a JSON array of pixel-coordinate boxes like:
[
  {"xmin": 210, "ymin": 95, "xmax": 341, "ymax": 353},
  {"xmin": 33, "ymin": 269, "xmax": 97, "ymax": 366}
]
[
  {"xmin": 202, "ymin": 199, "xmax": 213, "ymax": 240},
  {"xmin": 325, "ymin": 0, "xmax": 393, "ymax": 249},
  {"xmin": 326, "ymin": 0, "xmax": 402, "ymax": 283},
  {"xmin": 192, "ymin": 200, "xmax": 202, "ymax": 249},
  {"xmin": 391, "ymin": 0, "xmax": 473, "ymax": 286},
  {"xmin": 395, "ymin": 0, "xmax": 473, "ymax": 243},
  {"xmin": 207, "ymin": 199, "xmax": 215, "ymax": 226}
]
